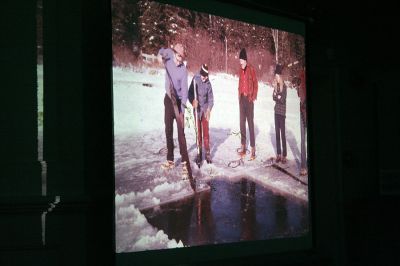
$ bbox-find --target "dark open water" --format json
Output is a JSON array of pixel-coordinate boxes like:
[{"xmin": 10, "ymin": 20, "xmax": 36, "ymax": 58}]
[{"xmin": 142, "ymin": 178, "xmax": 309, "ymax": 247}]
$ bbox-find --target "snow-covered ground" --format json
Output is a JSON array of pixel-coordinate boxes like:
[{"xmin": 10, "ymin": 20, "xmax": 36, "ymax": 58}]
[{"xmin": 113, "ymin": 66, "xmax": 308, "ymax": 252}]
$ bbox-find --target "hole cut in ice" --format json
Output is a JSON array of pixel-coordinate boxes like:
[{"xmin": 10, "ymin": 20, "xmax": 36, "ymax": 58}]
[{"xmin": 141, "ymin": 177, "xmax": 309, "ymax": 247}]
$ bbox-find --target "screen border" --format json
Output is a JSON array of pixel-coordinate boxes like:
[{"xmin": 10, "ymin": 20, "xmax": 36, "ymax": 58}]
[{"xmin": 112, "ymin": 0, "xmax": 313, "ymax": 264}]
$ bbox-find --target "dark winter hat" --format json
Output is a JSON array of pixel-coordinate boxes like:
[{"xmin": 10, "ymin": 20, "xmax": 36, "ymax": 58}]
[
  {"xmin": 292, "ymin": 76, "xmax": 301, "ymax": 87},
  {"xmin": 200, "ymin": 64, "xmax": 209, "ymax": 77},
  {"xmin": 239, "ymin": 48, "xmax": 247, "ymax": 61},
  {"xmin": 173, "ymin": 43, "xmax": 185, "ymax": 58},
  {"xmin": 274, "ymin": 64, "xmax": 283, "ymax": 75}
]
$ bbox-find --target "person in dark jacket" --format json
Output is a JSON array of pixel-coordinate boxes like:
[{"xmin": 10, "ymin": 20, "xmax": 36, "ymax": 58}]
[
  {"xmin": 237, "ymin": 48, "xmax": 258, "ymax": 160},
  {"xmin": 188, "ymin": 64, "xmax": 214, "ymax": 164},
  {"xmin": 157, "ymin": 43, "xmax": 190, "ymax": 178},
  {"xmin": 292, "ymin": 65, "xmax": 307, "ymax": 176},
  {"xmin": 273, "ymin": 64, "xmax": 287, "ymax": 163}
]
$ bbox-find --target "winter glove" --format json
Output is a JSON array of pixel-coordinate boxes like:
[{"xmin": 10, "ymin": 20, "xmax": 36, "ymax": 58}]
[
  {"xmin": 157, "ymin": 54, "xmax": 163, "ymax": 64},
  {"xmin": 192, "ymin": 99, "xmax": 198, "ymax": 109}
]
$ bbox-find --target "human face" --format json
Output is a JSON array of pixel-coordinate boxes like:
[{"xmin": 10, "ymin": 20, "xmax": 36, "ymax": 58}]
[
  {"xmin": 201, "ymin": 75, "xmax": 208, "ymax": 82},
  {"xmin": 240, "ymin": 59, "xmax": 247, "ymax": 70},
  {"xmin": 174, "ymin": 51, "xmax": 183, "ymax": 64}
]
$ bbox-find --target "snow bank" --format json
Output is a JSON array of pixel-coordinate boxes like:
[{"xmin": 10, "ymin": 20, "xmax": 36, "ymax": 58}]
[{"xmin": 115, "ymin": 196, "xmax": 184, "ymax": 252}]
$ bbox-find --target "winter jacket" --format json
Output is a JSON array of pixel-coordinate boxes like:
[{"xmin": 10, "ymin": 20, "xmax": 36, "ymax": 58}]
[
  {"xmin": 238, "ymin": 64, "xmax": 258, "ymax": 102},
  {"xmin": 188, "ymin": 73, "xmax": 214, "ymax": 118},
  {"xmin": 298, "ymin": 68, "xmax": 307, "ymax": 125},
  {"xmin": 158, "ymin": 47, "xmax": 188, "ymax": 113},
  {"xmin": 298, "ymin": 68, "xmax": 306, "ymax": 104},
  {"xmin": 273, "ymin": 83, "xmax": 287, "ymax": 117}
]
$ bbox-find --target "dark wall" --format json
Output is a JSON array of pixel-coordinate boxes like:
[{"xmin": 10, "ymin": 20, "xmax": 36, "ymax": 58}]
[
  {"xmin": 1, "ymin": 0, "xmax": 113, "ymax": 265},
  {"xmin": 1, "ymin": 0, "xmax": 399, "ymax": 265}
]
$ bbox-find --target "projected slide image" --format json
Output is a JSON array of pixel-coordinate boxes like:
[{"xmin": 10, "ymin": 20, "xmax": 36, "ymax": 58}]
[{"xmin": 113, "ymin": 0, "xmax": 309, "ymax": 253}]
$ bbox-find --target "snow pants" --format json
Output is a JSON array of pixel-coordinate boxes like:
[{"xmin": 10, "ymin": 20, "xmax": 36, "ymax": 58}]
[
  {"xmin": 196, "ymin": 112, "xmax": 210, "ymax": 152},
  {"xmin": 274, "ymin": 113, "xmax": 287, "ymax": 157},
  {"xmin": 164, "ymin": 94, "xmax": 189, "ymax": 164},
  {"xmin": 239, "ymin": 95, "xmax": 255, "ymax": 148},
  {"xmin": 300, "ymin": 113, "xmax": 307, "ymax": 169}
]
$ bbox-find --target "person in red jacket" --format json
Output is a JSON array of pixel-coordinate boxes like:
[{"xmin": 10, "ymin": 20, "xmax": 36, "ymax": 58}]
[{"xmin": 237, "ymin": 48, "xmax": 258, "ymax": 160}]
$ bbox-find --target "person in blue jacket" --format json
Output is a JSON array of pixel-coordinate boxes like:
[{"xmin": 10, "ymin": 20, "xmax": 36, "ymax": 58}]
[
  {"xmin": 188, "ymin": 64, "xmax": 214, "ymax": 164},
  {"xmin": 157, "ymin": 43, "xmax": 190, "ymax": 178}
]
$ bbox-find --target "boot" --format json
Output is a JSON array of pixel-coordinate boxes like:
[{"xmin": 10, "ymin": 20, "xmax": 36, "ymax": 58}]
[
  {"xmin": 205, "ymin": 150, "xmax": 212, "ymax": 164},
  {"xmin": 161, "ymin": 160, "xmax": 175, "ymax": 170},
  {"xmin": 249, "ymin": 147, "xmax": 256, "ymax": 160},
  {"xmin": 195, "ymin": 148, "xmax": 202, "ymax": 166},
  {"xmin": 237, "ymin": 144, "xmax": 246, "ymax": 157},
  {"xmin": 300, "ymin": 168, "xmax": 307, "ymax": 176}
]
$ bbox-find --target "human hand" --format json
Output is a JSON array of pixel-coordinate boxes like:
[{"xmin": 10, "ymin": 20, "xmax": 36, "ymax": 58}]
[
  {"xmin": 277, "ymin": 95, "xmax": 281, "ymax": 99},
  {"xmin": 192, "ymin": 99, "xmax": 198, "ymax": 109},
  {"xmin": 157, "ymin": 54, "xmax": 163, "ymax": 64},
  {"xmin": 205, "ymin": 109, "xmax": 211, "ymax": 121}
]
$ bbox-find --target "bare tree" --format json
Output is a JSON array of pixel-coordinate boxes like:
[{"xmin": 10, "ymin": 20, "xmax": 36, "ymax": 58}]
[{"xmin": 272, "ymin": 29, "xmax": 279, "ymax": 63}]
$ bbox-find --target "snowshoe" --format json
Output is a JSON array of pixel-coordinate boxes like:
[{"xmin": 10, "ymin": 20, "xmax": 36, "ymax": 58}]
[
  {"xmin": 237, "ymin": 145, "xmax": 247, "ymax": 157},
  {"xmin": 161, "ymin": 160, "xmax": 175, "ymax": 170},
  {"xmin": 249, "ymin": 147, "xmax": 256, "ymax": 161},
  {"xmin": 300, "ymin": 168, "xmax": 308, "ymax": 176}
]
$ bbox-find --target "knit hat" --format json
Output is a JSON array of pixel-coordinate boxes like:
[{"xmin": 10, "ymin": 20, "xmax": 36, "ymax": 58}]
[
  {"xmin": 274, "ymin": 64, "xmax": 283, "ymax": 75},
  {"xmin": 292, "ymin": 76, "xmax": 301, "ymax": 87},
  {"xmin": 200, "ymin": 64, "xmax": 209, "ymax": 77},
  {"xmin": 173, "ymin": 43, "xmax": 185, "ymax": 58},
  {"xmin": 239, "ymin": 48, "xmax": 247, "ymax": 61}
]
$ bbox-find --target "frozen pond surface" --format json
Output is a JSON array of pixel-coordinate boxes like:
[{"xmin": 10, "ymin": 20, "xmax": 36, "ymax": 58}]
[{"xmin": 113, "ymin": 67, "xmax": 309, "ymax": 252}]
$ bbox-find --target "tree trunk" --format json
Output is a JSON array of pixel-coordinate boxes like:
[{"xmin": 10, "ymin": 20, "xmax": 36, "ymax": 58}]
[{"xmin": 272, "ymin": 29, "xmax": 279, "ymax": 63}]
